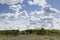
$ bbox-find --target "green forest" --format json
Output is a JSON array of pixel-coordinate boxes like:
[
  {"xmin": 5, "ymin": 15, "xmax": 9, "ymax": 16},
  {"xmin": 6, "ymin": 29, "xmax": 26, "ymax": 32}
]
[{"xmin": 0, "ymin": 28, "xmax": 60, "ymax": 36}]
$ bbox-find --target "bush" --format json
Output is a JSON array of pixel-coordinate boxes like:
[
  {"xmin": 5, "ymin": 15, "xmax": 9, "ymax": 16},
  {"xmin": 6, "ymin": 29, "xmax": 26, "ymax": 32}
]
[
  {"xmin": 37, "ymin": 28, "xmax": 46, "ymax": 35},
  {"xmin": 0, "ymin": 30, "xmax": 20, "ymax": 36},
  {"xmin": 0, "ymin": 28, "xmax": 60, "ymax": 35}
]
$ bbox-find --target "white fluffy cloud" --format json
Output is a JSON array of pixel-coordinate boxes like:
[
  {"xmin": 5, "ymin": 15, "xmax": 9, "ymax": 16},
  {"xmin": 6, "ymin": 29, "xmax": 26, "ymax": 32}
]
[
  {"xmin": 0, "ymin": 7, "xmax": 60, "ymax": 30},
  {"xmin": 0, "ymin": 11, "xmax": 29, "ymax": 31},
  {"xmin": 0, "ymin": 20, "xmax": 29, "ymax": 31},
  {"xmin": 9, "ymin": 4, "xmax": 29, "ymax": 19},
  {"xmin": 42, "ymin": 5, "xmax": 60, "ymax": 13},
  {"xmin": 28, "ymin": 0, "xmax": 47, "ymax": 7},
  {"xmin": 0, "ymin": 10, "xmax": 29, "ymax": 21},
  {"xmin": 29, "ymin": 10, "xmax": 53, "ymax": 29},
  {"xmin": 52, "ymin": 18, "xmax": 60, "ymax": 29},
  {"xmin": 10, "ymin": 4, "xmax": 22, "ymax": 12},
  {"xmin": 0, "ymin": 0, "xmax": 24, "ymax": 5},
  {"xmin": 9, "ymin": 4, "xmax": 22, "ymax": 18},
  {"xmin": 18, "ymin": 10, "xmax": 29, "ymax": 19},
  {"xmin": 28, "ymin": 4, "xmax": 60, "ymax": 29},
  {"xmin": 0, "ymin": 0, "xmax": 60, "ymax": 30},
  {"xmin": 0, "ymin": 13, "xmax": 14, "ymax": 20}
]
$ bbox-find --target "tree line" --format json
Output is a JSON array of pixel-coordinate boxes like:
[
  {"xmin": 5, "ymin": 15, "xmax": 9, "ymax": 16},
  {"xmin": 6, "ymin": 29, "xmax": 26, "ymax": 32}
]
[
  {"xmin": 20, "ymin": 28, "xmax": 60, "ymax": 35},
  {"xmin": 0, "ymin": 30, "xmax": 19, "ymax": 36},
  {"xmin": 0, "ymin": 28, "xmax": 60, "ymax": 36}
]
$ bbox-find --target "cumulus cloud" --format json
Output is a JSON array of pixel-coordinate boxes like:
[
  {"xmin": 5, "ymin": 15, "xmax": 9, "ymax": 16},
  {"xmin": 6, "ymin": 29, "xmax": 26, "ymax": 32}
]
[
  {"xmin": 0, "ymin": 10, "xmax": 29, "ymax": 21},
  {"xmin": 52, "ymin": 18, "xmax": 60, "ymax": 29},
  {"xmin": 42, "ymin": 5, "xmax": 60, "ymax": 13},
  {"xmin": 0, "ymin": 13, "xmax": 15, "ymax": 21},
  {"xmin": 0, "ymin": 14, "xmax": 8, "ymax": 20},
  {"xmin": 0, "ymin": 0, "xmax": 60, "ymax": 30},
  {"xmin": 0, "ymin": 11, "xmax": 29, "ymax": 31},
  {"xmin": 29, "ymin": 7, "xmax": 60, "ymax": 29},
  {"xmin": 10, "ymin": 4, "xmax": 22, "ymax": 12},
  {"xmin": 0, "ymin": 0, "xmax": 24, "ymax": 5},
  {"xmin": 9, "ymin": 4, "xmax": 22, "ymax": 18},
  {"xmin": 0, "ymin": 20, "xmax": 29, "ymax": 31},
  {"xmin": 18, "ymin": 10, "xmax": 29, "ymax": 19},
  {"xmin": 29, "ymin": 10, "xmax": 54, "ymax": 29},
  {"xmin": 28, "ymin": 1, "xmax": 60, "ymax": 29},
  {"xmin": 28, "ymin": 0, "xmax": 47, "ymax": 7},
  {"xmin": 9, "ymin": 4, "xmax": 29, "ymax": 19}
]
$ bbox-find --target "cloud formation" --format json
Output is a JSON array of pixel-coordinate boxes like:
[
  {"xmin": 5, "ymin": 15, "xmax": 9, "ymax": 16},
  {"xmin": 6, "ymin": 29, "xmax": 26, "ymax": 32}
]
[
  {"xmin": 10, "ymin": 4, "xmax": 22, "ymax": 12},
  {"xmin": 0, "ymin": 20, "xmax": 29, "ymax": 31},
  {"xmin": 0, "ymin": 0, "xmax": 60, "ymax": 30},
  {"xmin": 28, "ymin": 0, "xmax": 47, "ymax": 7},
  {"xmin": 28, "ymin": 0, "xmax": 60, "ymax": 29},
  {"xmin": 0, "ymin": 0, "xmax": 24, "ymax": 5}
]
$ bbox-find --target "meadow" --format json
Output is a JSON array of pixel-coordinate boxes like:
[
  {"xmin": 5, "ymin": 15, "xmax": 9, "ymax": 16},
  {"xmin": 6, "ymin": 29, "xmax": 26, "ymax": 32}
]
[
  {"xmin": 0, "ymin": 35, "xmax": 60, "ymax": 40},
  {"xmin": 0, "ymin": 28, "xmax": 60, "ymax": 40}
]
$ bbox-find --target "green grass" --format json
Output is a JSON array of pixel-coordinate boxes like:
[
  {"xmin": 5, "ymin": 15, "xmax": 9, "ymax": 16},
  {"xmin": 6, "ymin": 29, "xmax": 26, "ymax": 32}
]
[{"xmin": 0, "ymin": 35, "xmax": 60, "ymax": 40}]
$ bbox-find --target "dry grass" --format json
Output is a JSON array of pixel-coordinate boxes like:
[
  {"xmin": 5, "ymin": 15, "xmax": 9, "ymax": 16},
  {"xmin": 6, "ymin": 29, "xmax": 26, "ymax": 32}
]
[{"xmin": 0, "ymin": 35, "xmax": 60, "ymax": 40}]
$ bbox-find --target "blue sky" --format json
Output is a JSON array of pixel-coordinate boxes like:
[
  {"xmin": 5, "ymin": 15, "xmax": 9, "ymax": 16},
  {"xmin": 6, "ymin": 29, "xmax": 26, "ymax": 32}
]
[
  {"xmin": 47, "ymin": 0, "xmax": 60, "ymax": 10},
  {"xmin": 0, "ymin": 0, "xmax": 60, "ymax": 13},
  {"xmin": 0, "ymin": 0, "xmax": 41, "ymax": 14},
  {"xmin": 0, "ymin": 0, "xmax": 60, "ymax": 30}
]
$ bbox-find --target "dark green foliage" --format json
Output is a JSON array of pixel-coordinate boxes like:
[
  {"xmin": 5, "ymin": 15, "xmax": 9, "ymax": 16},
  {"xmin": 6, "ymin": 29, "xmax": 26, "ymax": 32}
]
[
  {"xmin": 25, "ymin": 30, "xmax": 32, "ymax": 35},
  {"xmin": 20, "ymin": 31, "xmax": 25, "ymax": 35},
  {"xmin": 19, "ymin": 28, "xmax": 60, "ymax": 35},
  {"xmin": 0, "ymin": 28, "xmax": 60, "ymax": 35},
  {"xmin": 20, "ymin": 29, "xmax": 37, "ymax": 35},
  {"xmin": 37, "ymin": 28, "xmax": 46, "ymax": 35},
  {"xmin": 0, "ymin": 30, "xmax": 19, "ymax": 36}
]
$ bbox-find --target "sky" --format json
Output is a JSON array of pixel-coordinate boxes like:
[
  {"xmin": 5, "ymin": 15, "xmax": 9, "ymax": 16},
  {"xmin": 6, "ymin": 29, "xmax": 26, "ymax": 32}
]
[{"xmin": 0, "ymin": 0, "xmax": 60, "ymax": 31}]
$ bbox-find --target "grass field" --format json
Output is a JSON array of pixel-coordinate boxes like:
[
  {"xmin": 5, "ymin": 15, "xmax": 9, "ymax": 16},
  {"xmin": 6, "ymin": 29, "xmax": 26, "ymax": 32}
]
[{"xmin": 0, "ymin": 35, "xmax": 60, "ymax": 40}]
